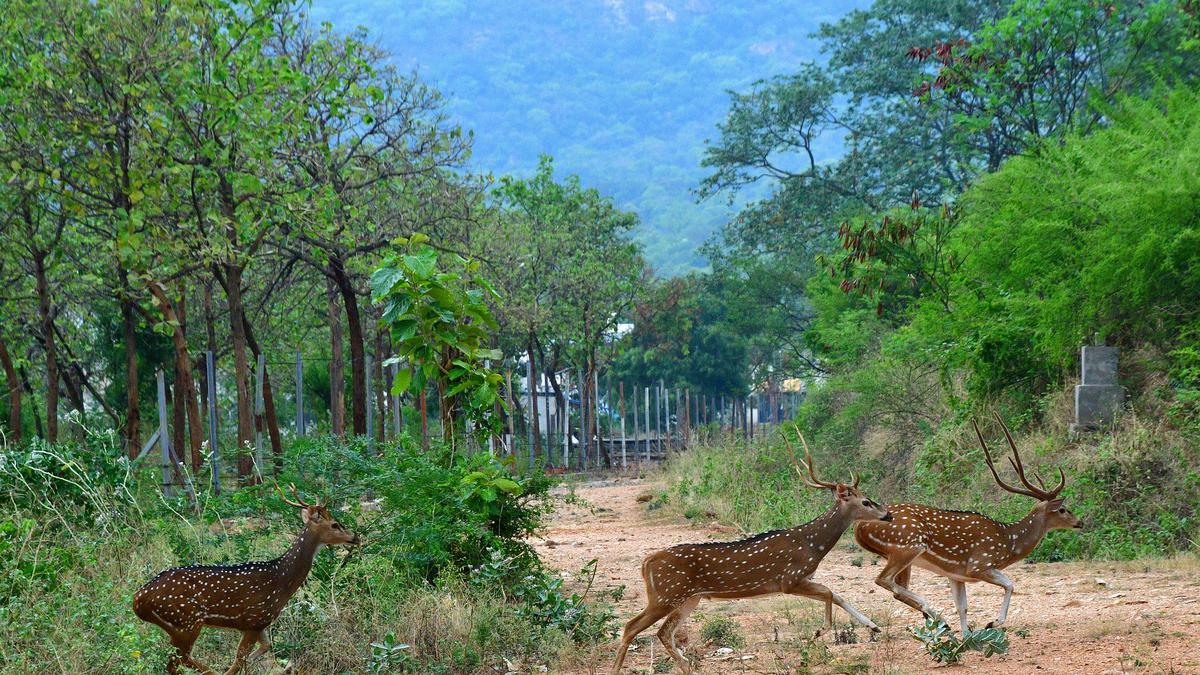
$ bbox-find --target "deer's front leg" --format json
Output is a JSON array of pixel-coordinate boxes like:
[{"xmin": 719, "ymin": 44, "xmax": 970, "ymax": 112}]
[
  {"xmin": 974, "ymin": 568, "xmax": 1014, "ymax": 629},
  {"xmin": 949, "ymin": 579, "xmax": 969, "ymax": 634},
  {"xmin": 790, "ymin": 579, "xmax": 879, "ymax": 633}
]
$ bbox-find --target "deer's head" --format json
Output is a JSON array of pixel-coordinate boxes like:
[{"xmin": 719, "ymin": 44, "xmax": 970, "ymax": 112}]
[
  {"xmin": 974, "ymin": 414, "xmax": 1082, "ymax": 531},
  {"xmin": 278, "ymin": 483, "xmax": 361, "ymax": 546},
  {"xmin": 789, "ymin": 433, "xmax": 891, "ymax": 522}
]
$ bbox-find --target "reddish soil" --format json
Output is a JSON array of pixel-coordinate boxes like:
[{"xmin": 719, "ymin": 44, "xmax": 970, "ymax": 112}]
[{"xmin": 535, "ymin": 477, "xmax": 1200, "ymax": 675}]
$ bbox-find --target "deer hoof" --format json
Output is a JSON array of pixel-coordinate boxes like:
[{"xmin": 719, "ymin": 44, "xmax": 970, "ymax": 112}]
[{"xmin": 985, "ymin": 620, "xmax": 1003, "ymax": 630}]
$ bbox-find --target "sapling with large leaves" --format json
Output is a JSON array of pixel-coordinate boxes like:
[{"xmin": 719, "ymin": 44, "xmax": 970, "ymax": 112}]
[{"xmin": 372, "ymin": 234, "xmax": 506, "ymax": 449}]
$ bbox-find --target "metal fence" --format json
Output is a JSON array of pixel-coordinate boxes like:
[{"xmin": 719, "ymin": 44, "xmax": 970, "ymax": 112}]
[{"xmin": 141, "ymin": 351, "xmax": 805, "ymax": 496}]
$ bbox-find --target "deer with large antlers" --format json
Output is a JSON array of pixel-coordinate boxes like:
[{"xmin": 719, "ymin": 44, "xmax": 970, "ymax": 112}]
[
  {"xmin": 133, "ymin": 485, "xmax": 360, "ymax": 674},
  {"xmin": 855, "ymin": 413, "xmax": 1081, "ymax": 634},
  {"xmin": 612, "ymin": 440, "xmax": 891, "ymax": 674}
]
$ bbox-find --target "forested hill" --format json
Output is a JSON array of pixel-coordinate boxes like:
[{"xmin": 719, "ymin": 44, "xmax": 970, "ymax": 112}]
[{"xmin": 307, "ymin": 0, "xmax": 865, "ymax": 274}]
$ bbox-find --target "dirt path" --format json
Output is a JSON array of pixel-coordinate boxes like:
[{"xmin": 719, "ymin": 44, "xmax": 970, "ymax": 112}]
[{"xmin": 534, "ymin": 477, "xmax": 1200, "ymax": 675}]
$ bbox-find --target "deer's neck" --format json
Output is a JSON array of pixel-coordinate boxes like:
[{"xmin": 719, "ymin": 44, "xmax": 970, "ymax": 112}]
[
  {"xmin": 272, "ymin": 528, "xmax": 322, "ymax": 598},
  {"xmin": 791, "ymin": 503, "xmax": 852, "ymax": 559},
  {"xmin": 1001, "ymin": 508, "xmax": 1048, "ymax": 564}
]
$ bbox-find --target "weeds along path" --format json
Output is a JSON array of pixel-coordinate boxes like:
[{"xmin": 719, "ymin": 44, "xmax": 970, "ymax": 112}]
[{"xmin": 535, "ymin": 476, "xmax": 1200, "ymax": 674}]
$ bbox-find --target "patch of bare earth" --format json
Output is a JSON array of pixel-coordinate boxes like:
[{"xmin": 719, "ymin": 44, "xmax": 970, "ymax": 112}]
[{"xmin": 535, "ymin": 477, "xmax": 1200, "ymax": 674}]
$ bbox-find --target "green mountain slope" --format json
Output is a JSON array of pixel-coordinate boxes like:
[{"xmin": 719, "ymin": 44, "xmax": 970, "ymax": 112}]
[{"xmin": 307, "ymin": 0, "xmax": 864, "ymax": 274}]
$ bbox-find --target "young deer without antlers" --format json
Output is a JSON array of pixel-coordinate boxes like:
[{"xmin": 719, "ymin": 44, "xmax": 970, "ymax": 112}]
[
  {"xmin": 612, "ymin": 441, "xmax": 891, "ymax": 674},
  {"xmin": 133, "ymin": 485, "xmax": 360, "ymax": 674},
  {"xmin": 855, "ymin": 413, "xmax": 1082, "ymax": 634}
]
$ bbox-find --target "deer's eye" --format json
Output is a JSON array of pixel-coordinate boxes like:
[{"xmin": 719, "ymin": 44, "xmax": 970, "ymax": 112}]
[
  {"xmin": 332, "ymin": 523, "xmax": 342, "ymax": 530},
  {"xmin": 1057, "ymin": 508, "xmax": 1066, "ymax": 513},
  {"xmin": 863, "ymin": 500, "xmax": 874, "ymax": 507}
]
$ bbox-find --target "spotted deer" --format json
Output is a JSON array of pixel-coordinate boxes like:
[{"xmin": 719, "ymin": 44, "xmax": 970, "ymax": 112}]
[
  {"xmin": 855, "ymin": 413, "xmax": 1082, "ymax": 634},
  {"xmin": 612, "ymin": 442, "xmax": 891, "ymax": 674},
  {"xmin": 133, "ymin": 484, "xmax": 360, "ymax": 674}
]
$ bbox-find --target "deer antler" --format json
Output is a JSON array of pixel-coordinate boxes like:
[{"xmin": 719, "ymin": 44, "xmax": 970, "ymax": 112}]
[
  {"xmin": 782, "ymin": 433, "xmax": 810, "ymax": 484},
  {"xmin": 275, "ymin": 482, "xmax": 312, "ymax": 509},
  {"xmin": 972, "ymin": 415, "xmax": 1064, "ymax": 501},
  {"xmin": 795, "ymin": 429, "xmax": 839, "ymax": 490},
  {"xmin": 994, "ymin": 412, "xmax": 1064, "ymax": 499}
]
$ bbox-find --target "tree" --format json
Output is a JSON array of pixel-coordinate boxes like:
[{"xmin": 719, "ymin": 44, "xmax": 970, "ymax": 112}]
[
  {"xmin": 274, "ymin": 21, "xmax": 471, "ymax": 438},
  {"xmin": 700, "ymin": 0, "xmax": 1197, "ymax": 380},
  {"xmin": 487, "ymin": 157, "xmax": 645, "ymax": 465},
  {"xmin": 372, "ymin": 235, "xmax": 505, "ymax": 449}
]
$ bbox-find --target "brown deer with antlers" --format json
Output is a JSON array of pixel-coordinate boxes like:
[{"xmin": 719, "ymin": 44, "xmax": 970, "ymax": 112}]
[
  {"xmin": 855, "ymin": 413, "xmax": 1082, "ymax": 634},
  {"xmin": 612, "ymin": 442, "xmax": 891, "ymax": 674},
  {"xmin": 133, "ymin": 485, "xmax": 360, "ymax": 674}
]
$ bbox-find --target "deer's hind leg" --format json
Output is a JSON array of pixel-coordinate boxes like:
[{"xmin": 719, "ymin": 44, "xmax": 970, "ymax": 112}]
[
  {"xmin": 874, "ymin": 547, "xmax": 939, "ymax": 621},
  {"xmin": 657, "ymin": 596, "xmax": 700, "ymax": 673},
  {"xmin": 224, "ymin": 629, "xmax": 264, "ymax": 675},
  {"xmin": 164, "ymin": 625, "xmax": 216, "ymax": 675},
  {"xmin": 612, "ymin": 601, "xmax": 676, "ymax": 674}
]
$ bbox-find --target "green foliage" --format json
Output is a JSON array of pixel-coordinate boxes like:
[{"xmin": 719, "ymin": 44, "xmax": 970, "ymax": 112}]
[
  {"xmin": 610, "ymin": 274, "xmax": 749, "ymax": 396},
  {"xmin": 373, "ymin": 234, "xmax": 506, "ymax": 444},
  {"xmin": 0, "ymin": 433, "xmax": 616, "ymax": 672},
  {"xmin": 911, "ymin": 618, "xmax": 1009, "ymax": 663}
]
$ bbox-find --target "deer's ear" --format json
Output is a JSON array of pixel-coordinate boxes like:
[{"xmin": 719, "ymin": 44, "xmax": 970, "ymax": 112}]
[
  {"xmin": 836, "ymin": 485, "xmax": 851, "ymax": 501},
  {"xmin": 301, "ymin": 506, "xmax": 322, "ymax": 525}
]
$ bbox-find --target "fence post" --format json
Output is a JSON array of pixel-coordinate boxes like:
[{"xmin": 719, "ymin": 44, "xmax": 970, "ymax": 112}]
[
  {"xmin": 255, "ymin": 353, "xmax": 265, "ymax": 477},
  {"xmin": 549, "ymin": 369, "xmax": 556, "ymax": 466},
  {"xmin": 157, "ymin": 369, "xmax": 172, "ymax": 498},
  {"xmin": 561, "ymin": 369, "xmax": 570, "ymax": 467},
  {"xmin": 593, "ymin": 369, "xmax": 601, "ymax": 468},
  {"xmin": 684, "ymin": 389, "xmax": 691, "ymax": 445},
  {"xmin": 631, "ymin": 383, "xmax": 639, "ymax": 465},
  {"xmin": 526, "ymin": 358, "xmax": 535, "ymax": 466},
  {"xmin": 573, "ymin": 366, "xmax": 582, "ymax": 469},
  {"xmin": 366, "ymin": 352, "xmax": 374, "ymax": 452},
  {"xmin": 619, "ymin": 381, "xmax": 627, "ymax": 470},
  {"xmin": 206, "ymin": 351, "xmax": 219, "ymax": 494},
  {"xmin": 504, "ymin": 369, "xmax": 513, "ymax": 456},
  {"xmin": 293, "ymin": 351, "xmax": 304, "ymax": 437},
  {"xmin": 643, "ymin": 386, "xmax": 652, "ymax": 458}
]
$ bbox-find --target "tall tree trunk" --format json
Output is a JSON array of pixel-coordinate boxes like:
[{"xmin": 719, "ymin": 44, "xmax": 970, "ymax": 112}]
[
  {"xmin": 240, "ymin": 313, "xmax": 282, "ymax": 465},
  {"xmin": 149, "ymin": 281, "xmax": 203, "ymax": 472},
  {"xmin": 331, "ymin": 258, "xmax": 366, "ymax": 435},
  {"xmin": 121, "ymin": 292, "xmax": 140, "ymax": 457},
  {"xmin": 327, "ymin": 279, "xmax": 345, "ymax": 437},
  {"xmin": 593, "ymin": 359, "xmax": 612, "ymax": 468},
  {"xmin": 18, "ymin": 365, "xmax": 43, "ymax": 438},
  {"xmin": 34, "ymin": 253, "xmax": 57, "ymax": 443},
  {"xmin": 224, "ymin": 262, "xmax": 255, "ymax": 483},
  {"xmin": 525, "ymin": 339, "xmax": 541, "ymax": 460},
  {"xmin": 170, "ymin": 372, "xmax": 184, "ymax": 469},
  {"xmin": 0, "ymin": 337, "xmax": 20, "ymax": 445}
]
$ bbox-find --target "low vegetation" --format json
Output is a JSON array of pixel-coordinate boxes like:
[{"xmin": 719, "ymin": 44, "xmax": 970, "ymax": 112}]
[{"xmin": 0, "ymin": 434, "xmax": 616, "ymax": 673}]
